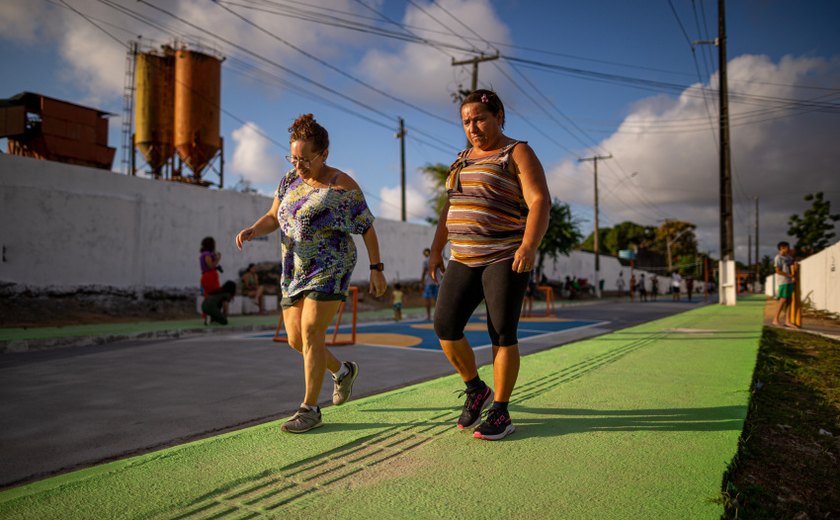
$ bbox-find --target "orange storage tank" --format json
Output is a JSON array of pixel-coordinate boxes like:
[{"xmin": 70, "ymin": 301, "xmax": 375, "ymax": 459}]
[
  {"xmin": 174, "ymin": 49, "xmax": 221, "ymax": 178},
  {"xmin": 134, "ymin": 48, "xmax": 175, "ymax": 174}
]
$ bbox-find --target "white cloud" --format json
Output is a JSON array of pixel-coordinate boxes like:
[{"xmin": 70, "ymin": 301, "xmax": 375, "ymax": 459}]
[
  {"xmin": 378, "ymin": 184, "xmax": 434, "ymax": 222},
  {"xmin": 0, "ymin": 0, "xmax": 376, "ymax": 104},
  {"xmin": 230, "ymin": 122, "xmax": 284, "ymax": 184},
  {"xmin": 58, "ymin": 16, "xmax": 127, "ymax": 103},
  {"xmin": 546, "ymin": 54, "xmax": 840, "ymax": 259},
  {"xmin": 357, "ymin": 0, "xmax": 512, "ymax": 105},
  {"xmin": 0, "ymin": 0, "xmax": 51, "ymax": 44}
]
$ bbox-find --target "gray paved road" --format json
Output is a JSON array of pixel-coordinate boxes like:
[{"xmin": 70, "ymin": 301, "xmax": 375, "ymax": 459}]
[{"xmin": 0, "ymin": 300, "xmax": 703, "ymax": 488}]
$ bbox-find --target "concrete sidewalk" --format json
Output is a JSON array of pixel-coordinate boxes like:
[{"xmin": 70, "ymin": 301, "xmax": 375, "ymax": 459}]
[{"xmin": 0, "ymin": 297, "xmax": 764, "ymax": 518}]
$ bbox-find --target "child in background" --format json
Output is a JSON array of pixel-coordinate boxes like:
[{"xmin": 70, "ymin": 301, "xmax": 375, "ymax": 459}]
[
  {"xmin": 392, "ymin": 283, "xmax": 404, "ymax": 321},
  {"xmin": 772, "ymin": 241, "xmax": 798, "ymax": 328},
  {"xmin": 202, "ymin": 281, "xmax": 237, "ymax": 325}
]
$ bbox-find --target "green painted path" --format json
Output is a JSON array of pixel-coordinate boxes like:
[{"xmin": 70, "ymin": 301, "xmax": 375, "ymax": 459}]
[{"xmin": 0, "ymin": 298, "xmax": 764, "ymax": 519}]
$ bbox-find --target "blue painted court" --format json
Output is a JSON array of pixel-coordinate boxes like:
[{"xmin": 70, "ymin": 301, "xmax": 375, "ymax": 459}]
[{"xmin": 248, "ymin": 315, "xmax": 604, "ymax": 351}]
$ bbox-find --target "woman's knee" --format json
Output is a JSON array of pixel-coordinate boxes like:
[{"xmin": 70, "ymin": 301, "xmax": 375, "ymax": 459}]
[
  {"xmin": 300, "ymin": 321, "xmax": 329, "ymax": 347},
  {"xmin": 434, "ymin": 312, "xmax": 464, "ymax": 341},
  {"xmin": 490, "ymin": 330, "xmax": 518, "ymax": 347}
]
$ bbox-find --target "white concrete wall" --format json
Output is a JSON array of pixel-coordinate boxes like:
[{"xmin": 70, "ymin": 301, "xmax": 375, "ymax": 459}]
[
  {"xmin": 766, "ymin": 240, "xmax": 840, "ymax": 314},
  {"xmin": 0, "ymin": 155, "xmax": 434, "ymax": 294},
  {"xmin": 539, "ymin": 251, "xmax": 682, "ymax": 295},
  {"xmin": 1, "ymin": 154, "xmax": 700, "ymax": 298}
]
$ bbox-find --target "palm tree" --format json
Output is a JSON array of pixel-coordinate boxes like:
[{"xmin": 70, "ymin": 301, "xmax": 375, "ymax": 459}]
[
  {"xmin": 420, "ymin": 163, "xmax": 450, "ymax": 224},
  {"xmin": 538, "ymin": 199, "xmax": 582, "ymax": 274}
]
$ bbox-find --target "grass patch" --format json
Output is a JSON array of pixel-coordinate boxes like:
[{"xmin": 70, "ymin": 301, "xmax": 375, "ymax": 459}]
[{"xmin": 720, "ymin": 326, "xmax": 840, "ymax": 518}]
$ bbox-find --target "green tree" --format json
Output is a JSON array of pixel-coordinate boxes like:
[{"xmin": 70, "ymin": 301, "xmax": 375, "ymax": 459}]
[
  {"xmin": 759, "ymin": 254, "xmax": 774, "ymax": 278},
  {"xmin": 787, "ymin": 192, "xmax": 840, "ymax": 256},
  {"xmin": 538, "ymin": 199, "xmax": 582, "ymax": 274},
  {"xmin": 653, "ymin": 219, "xmax": 698, "ymax": 272},
  {"xmin": 579, "ymin": 221, "xmax": 655, "ymax": 256},
  {"xmin": 419, "ymin": 163, "xmax": 450, "ymax": 224},
  {"xmin": 607, "ymin": 221, "xmax": 656, "ymax": 254},
  {"xmin": 232, "ymin": 176, "xmax": 258, "ymax": 194},
  {"xmin": 578, "ymin": 227, "xmax": 614, "ymax": 255}
]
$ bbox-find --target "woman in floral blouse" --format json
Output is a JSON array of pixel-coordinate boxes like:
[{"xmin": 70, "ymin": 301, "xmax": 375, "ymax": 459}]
[{"xmin": 236, "ymin": 114, "xmax": 387, "ymax": 433}]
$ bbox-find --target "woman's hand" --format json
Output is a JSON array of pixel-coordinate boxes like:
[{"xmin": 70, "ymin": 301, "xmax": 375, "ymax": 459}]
[
  {"xmin": 235, "ymin": 227, "xmax": 256, "ymax": 250},
  {"xmin": 369, "ymin": 271, "xmax": 387, "ymax": 297},
  {"xmin": 428, "ymin": 249, "xmax": 446, "ymax": 283},
  {"xmin": 513, "ymin": 244, "xmax": 537, "ymax": 273}
]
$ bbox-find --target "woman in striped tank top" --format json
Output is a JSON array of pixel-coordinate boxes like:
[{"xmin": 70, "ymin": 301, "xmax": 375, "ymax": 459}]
[{"xmin": 429, "ymin": 90, "xmax": 550, "ymax": 441}]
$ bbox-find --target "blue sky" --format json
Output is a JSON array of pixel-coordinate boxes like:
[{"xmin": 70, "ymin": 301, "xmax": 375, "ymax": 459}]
[{"xmin": 2, "ymin": 0, "xmax": 839, "ymax": 262}]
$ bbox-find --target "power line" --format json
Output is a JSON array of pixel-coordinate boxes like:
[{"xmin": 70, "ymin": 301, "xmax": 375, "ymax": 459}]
[
  {"xmin": 350, "ymin": 0, "xmax": 457, "ymax": 60},
  {"xmin": 87, "ymin": 1, "xmax": 457, "ymax": 158},
  {"xmin": 214, "ymin": 1, "xmax": 457, "ymax": 127},
  {"xmin": 668, "ymin": 0, "xmax": 717, "ymax": 147},
  {"xmin": 57, "ymin": 0, "xmax": 128, "ymax": 48}
]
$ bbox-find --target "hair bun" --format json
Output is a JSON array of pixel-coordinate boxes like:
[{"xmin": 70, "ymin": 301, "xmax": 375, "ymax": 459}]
[{"xmin": 288, "ymin": 113, "xmax": 330, "ymax": 151}]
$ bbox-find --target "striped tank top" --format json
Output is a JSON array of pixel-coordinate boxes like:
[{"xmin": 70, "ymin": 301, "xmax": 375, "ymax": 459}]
[{"xmin": 445, "ymin": 140, "xmax": 528, "ymax": 267}]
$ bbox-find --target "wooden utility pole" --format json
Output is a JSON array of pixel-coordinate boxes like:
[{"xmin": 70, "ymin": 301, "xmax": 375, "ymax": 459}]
[
  {"xmin": 698, "ymin": 0, "xmax": 734, "ymax": 304},
  {"xmin": 452, "ymin": 51, "xmax": 500, "ymax": 94},
  {"xmin": 396, "ymin": 117, "xmax": 407, "ymax": 222},
  {"xmin": 748, "ymin": 233, "xmax": 752, "ymax": 270},
  {"xmin": 718, "ymin": 0, "xmax": 735, "ymax": 303},
  {"xmin": 578, "ymin": 154, "xmax": 612, "ymax": 298},
  {"xmin": 755, "ymin": 196, "xmax": 760, "ymax": 291}
]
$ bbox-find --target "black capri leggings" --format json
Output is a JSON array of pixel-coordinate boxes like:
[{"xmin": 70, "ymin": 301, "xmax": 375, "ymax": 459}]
[{"xmin": 434, "ymin": 258, "xmax": 530, "ymax": 347}]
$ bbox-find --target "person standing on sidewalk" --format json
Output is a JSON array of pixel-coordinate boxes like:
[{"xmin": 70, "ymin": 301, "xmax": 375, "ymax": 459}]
[
  {"xmin": 671, "ymin": 271, "xmax": 682, "ymax": 301},
  {"xmin": 236, "ymin": 114, "xmax": 388, "ymax": 433},
  {"xmin": 428, "ymin": 89, "xmax": 550, "ymax": 441},
  {"xmin": 616, "ymin": 271, "xmax": 626, "ymax": 298},
  {"xmin": 420, "ymin": 248, "xmax": 439, "ymax": 321},
  {"xmin": 772, "ymin": 241, "xmax": 798, "ymax": 328},
  {"xmin": 638, "ymin": 273, "xmax": 648, "ymax": 302}
]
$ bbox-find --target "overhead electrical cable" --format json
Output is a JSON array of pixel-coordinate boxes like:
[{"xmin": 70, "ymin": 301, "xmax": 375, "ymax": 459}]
[{"xmin": 215, "ymin": 1, "xmax": 457, "ymax": 127}]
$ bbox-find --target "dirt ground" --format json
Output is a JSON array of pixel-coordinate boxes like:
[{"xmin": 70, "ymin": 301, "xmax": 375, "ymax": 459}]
[
  {"xmin": 762, "ymin": 294, "xmax": 840, "ymax": 335},
  {"xmin": 0, "ymin": 282, "xmax": 432, "ymax": 328}
]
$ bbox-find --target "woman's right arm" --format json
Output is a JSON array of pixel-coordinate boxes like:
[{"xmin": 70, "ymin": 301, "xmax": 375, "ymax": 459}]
[
  {"xmin": 236, "ymin": 197, "xmax": 281, "ymax": 250},
  {"xmin": 428, "ymin": 201, "xmax": 450, "ymax": 283}
]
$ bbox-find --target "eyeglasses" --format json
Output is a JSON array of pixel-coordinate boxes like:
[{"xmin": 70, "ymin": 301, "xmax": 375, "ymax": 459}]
[{"xmin": 285, "ymin": 151, "xmax": 323, "ymax": 168}]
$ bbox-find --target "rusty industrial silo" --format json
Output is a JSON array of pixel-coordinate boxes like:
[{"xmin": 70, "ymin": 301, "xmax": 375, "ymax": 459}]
[
  {"xmin": 134, "ymin": 47, "xmax": 174, "ymax": 177},
  {"xmin": 174, "ymin": 48, "xmax": 222, "ymax": 183}
]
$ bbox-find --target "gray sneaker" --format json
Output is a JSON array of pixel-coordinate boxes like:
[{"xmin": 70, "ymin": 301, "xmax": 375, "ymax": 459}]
[
  {"xmin": 281, "ymin": 407, "xmax": 323, "ymax": 433},
  {"xmin": 332, "ymin": 361, "xmax": 359, "ymax": 405}
]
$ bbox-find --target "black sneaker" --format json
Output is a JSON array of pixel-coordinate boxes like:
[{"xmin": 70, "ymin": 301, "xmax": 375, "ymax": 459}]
[
  {"xmin": 456, "ymin": 386, "xmax": 494, "ymax": 429},
  {"xmin": 473, "ymin": 408, "xmax": 515, "ymax": 440}
]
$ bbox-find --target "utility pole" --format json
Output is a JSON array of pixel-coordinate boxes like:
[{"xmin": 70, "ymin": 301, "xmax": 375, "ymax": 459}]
[
  {"xmin": 578, "ymin": 154, "xmax": 612, "ymax": 298},
  {"xmin": 452, "ymin": 51, "xmax": 500, "ymax": 94},
  {"xmin": 755, "ymin": 196, "xmax": 760, "ymax": 292},
  {"xmin": 396, "ymin": 117, "xmax": 407, "ymax": 222},
  {"xmin": 697, "ymin": 0, "xmax": 735, "ymax": 305},
  {"xmin": 718, "ymin": 0, "xmax": 735, "ymax": 305},
  {"xmin": 748, "ymin": 233, "xmax": 752, "ymax": 272}
]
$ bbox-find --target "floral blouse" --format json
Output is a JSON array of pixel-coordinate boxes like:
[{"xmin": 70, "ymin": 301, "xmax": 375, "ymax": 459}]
[{"xmin": 275, "ymin": 169, "xmax": 374, "ymax": 299}]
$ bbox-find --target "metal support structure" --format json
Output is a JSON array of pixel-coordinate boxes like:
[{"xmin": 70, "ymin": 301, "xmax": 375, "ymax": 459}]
[{"xmin": 120, "ymin": 41, "xmax": 138, "ymax": 175}]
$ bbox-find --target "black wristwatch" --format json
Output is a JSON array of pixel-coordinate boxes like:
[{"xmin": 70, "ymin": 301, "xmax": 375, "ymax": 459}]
[{"xmin": 370, "ymin": 263, "xmax": 384, "ymax": 272}]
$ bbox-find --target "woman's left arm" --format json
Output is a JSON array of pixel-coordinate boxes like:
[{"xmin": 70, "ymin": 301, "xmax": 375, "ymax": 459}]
[
  {"xmin": 511, "ymin": 143, "xmax": 551, "ymax": 273},
  {"xmin": 362, "ymin": 226, "xmax": 388, "ymax": 297},
  {"xmin": 334, "ymin": 169, "xmax": 388, "ymax": 297}
]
